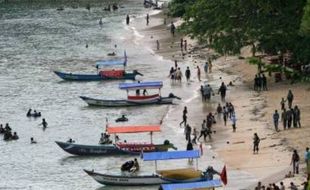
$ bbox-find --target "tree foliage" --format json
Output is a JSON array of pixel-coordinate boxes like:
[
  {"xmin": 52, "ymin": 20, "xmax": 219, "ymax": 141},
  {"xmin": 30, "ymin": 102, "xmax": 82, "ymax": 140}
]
[
  {"xmin": 170, "ymin": 0, "xmax": 310, "ymax": 73},
  {"xmin": 168, "ymin": 0, "xmax": 195, "ymax": 17}
]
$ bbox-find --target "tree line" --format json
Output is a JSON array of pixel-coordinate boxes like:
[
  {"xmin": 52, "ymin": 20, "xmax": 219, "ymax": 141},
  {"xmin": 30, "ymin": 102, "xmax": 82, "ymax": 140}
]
[{"xmin": 168, "ymin": 0, "xmax": 310, "ymax": 81}]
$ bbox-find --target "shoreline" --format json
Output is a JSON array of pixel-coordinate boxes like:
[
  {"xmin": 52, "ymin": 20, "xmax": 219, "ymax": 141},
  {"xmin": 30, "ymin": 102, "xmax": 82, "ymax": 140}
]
[{"xmin": 132, "ymin": 6, "xmax": 310, "ymax": 190}]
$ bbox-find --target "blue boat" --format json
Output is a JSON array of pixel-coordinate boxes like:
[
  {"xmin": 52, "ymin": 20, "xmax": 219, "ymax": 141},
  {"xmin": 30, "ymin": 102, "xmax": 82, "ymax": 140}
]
[
  {"xmin": 54, "ymin": 70, "xmax": 142, "ymax": 81},
  {"xmin": 54, "ymin": 51, "xmax": 143, "ymax": 81},
  {"xmin": 80, "ymin": 81, "xmax": 181, "ymax": 107},
  {"xmin": 84, "ymin": 150, "xmax": 222, "ymax": 186},
  {"xmin": 56, "ymin": 125, "xmax": 176, "ymax": 156}
]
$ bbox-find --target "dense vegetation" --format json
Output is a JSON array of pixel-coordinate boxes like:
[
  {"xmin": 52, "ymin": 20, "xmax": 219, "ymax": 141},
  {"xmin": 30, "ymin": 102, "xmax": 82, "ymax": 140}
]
[{"xmin": 168, "ymin": 0, "xmax": 310, "ymax": 81}]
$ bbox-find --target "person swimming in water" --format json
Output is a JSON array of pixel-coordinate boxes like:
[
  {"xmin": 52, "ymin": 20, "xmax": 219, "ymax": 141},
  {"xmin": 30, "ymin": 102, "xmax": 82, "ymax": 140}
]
[{"xmin": 115, "ymin": 115, "xmax": 128, "ymax": 122}]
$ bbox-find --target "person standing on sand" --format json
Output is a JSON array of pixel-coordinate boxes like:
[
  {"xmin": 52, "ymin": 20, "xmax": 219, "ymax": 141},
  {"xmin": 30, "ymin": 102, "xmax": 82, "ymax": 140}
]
[
  {"xmin": 184, "ymin": 40, "xmax": 187, "ymax": 51},
  {"xmin": 180, "ymin": 38, "xmax": 183, "ymax": 50},
  {"xmin": 196, "ymin": 66, "xmax": 201, "ymax": 81},
  {"xmin": 253, "ymin": 133, "xmax": 260, "ymax": 154},
  {"xmin": 204, "ymin": 62, "xmax": 209, "ymax": 74},
  {"xmin": 230, "ymin": 114, "xmax": 237, "ymax": 132},
  {"xmin": 286, "ymin": 108, "xmax": 293, "ymax": 129},
  {"xmin": 223, "ymin": 106, "xmax": 228, "ymax": 126},
  {"xmin": 192, "ymin": 128, "xmax": 197, "ymax": 144},
  {"xmin": 185, "ymin": 66, "xmax": 191, "ymax": 82},
  {"xmin": 262, "ymin": 74, "xmax": 267, "ymax": 90},
  {"xmin": 185, "ymin": 124, "xmax": 192, "ymax": 141},
  {"xmin": 198, "ymin": 120, "xmax": 207, "ymax": 141},
  {"xmin": 170, "ymin": 22, "xmax": 176, "ymax": 36},
  {"xmin": 156, "ymin": 40, "xmax": 160, "ymax": 50},
  {"xmin": 146, "ymin": 14, "xmax": 149, "ymax": 25},
  {"xmin": 126, "ymin": 14, "xmax": 130, "ymax": 25},
  {"xmin": 293, "ymin": 105, "xmax": 301, "ymax": 128},
  {"xmin": 209, "ymin": 60, "xmax": 213, "ymax": 73},
  {"xmin": 218, "ymin": 82, "xmax": 227, "ymax": 102},
  {"xmin": 281, "ymin": 108, "xmax": 287, "ymax": 130},
  {"xmin": 291, "ymin": 149, "xmax": 300, "ymax": 174},
  {"xmin": 287, "ymin": 90, "xmax": 294, "ymax": 108},
  {"xmin": 280, "ymin": 97, "xmax": 286, "ymax": 110},
  {"xmin": 273, "ymin": 110, "xmax": 280, "ymax": 131}
]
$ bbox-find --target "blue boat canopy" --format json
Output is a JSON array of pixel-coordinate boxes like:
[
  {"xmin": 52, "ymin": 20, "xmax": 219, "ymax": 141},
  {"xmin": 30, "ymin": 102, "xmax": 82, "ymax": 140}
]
[
  {"xmin": 96, "ymin": 51, "xmax": 127, "ymax": 67},
  {"xmin": 160, "ymin": 179, "xmax": 222, "ymax": 190},
  {"xmin": 143, "ymin": 150, "xmax": 200, "ymax": 161},
  {"xmin": 119, "ymin": 81, "xmax": 163, "ymax": 90}
]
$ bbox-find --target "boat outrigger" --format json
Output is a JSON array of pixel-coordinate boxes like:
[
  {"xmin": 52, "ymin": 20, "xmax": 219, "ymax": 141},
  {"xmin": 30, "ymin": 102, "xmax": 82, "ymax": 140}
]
[
  {"xmin": 80, "ymin": 81, "xmax": 181, "ymax": 107},
  {"xmin": 84, "ymin": 150, "xmax": 222, "ymax": 186},
  {"xmin": 54, "ymin": 51, "xmax": 143, "ymax": 81},
  {"xmin": 55, "ymin": 125, "xmax": 176, "ymax": 156}
]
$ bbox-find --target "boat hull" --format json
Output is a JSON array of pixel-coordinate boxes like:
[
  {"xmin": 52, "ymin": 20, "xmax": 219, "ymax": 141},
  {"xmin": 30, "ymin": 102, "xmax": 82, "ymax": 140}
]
[
  {"xmin": 54, "ymin": 71, "xmax": 141, "ymax": 81},
  {"xmin": 55, "ymin": 141, "xmax": 174, "ymax": 156},
  {"xmin": 79, "ymin": 96, "xmax": 174, "ymax": 107},
  {"xmin": 83, "ymin": 170, "xmax": 207, "ymax": 186}
]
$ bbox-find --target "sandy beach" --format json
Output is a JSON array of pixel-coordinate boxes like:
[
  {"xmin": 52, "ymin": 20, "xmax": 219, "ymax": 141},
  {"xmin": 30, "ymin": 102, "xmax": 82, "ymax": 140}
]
[{"xmin": 137, "ymin": 8, "xmax": 310, "ymax": 189}]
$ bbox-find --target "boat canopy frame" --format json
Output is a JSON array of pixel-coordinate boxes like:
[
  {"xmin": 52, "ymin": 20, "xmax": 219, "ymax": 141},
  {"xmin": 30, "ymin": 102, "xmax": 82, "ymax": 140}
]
[
  {"xmin": 107, "ymin": 125, "xmax": 161, "ymax": 144},
  {"xmin": 142, "ymin": 150, "xmax": 201, "ymax": 171}
]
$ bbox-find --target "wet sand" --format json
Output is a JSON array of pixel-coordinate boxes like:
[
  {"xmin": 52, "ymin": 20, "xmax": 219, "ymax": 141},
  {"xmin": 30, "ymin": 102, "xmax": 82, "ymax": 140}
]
[{"xmin": 136, "ymin": 8, "xmax": 310, "ymax": 190}]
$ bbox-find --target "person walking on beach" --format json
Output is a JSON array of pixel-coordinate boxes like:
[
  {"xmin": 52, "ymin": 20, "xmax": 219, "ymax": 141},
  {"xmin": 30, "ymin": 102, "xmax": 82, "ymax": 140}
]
[
  {"xmin": 175, "ymin": 68, "xmax": 182, "ymax": 82},
  {"xmin": 184, "ymin": 40, "xmax": 187, "ymax": 51},
  {"xmin": 218, "ymin": 82, "xmax": 227, "ymax": 102},
  {"xmin": 192, "ymin": 128, "xmax": 197, "ymax": 144},
  {"xmin": 204, "ymin": 62, "xmax": 209, "ymax": 74},
  {"xmin": 156, "ymin": 40, "xmax": 160, "ymax": 50},
  {"xmin": 293, "ymin": 105, "xmax": 301, "ymax": 128},
  {"xmin": 253, "ymin": 133, "xmax": 260, "ymax": 154},
  {"xmin": 280, "ymin": 97, "xmax": 286, "ymax": 110},
  {"xmin": 196, "ymin": 66, "xmax": 201, "ymax": 81},
  {"xmin": 231, "ymin": 114, "xmax": 237, "ymax": 132},
  {"xmin": 287, "ymin": 90, "xmax": 294, "ymax": 108},
  {"xmin": 262, "ymin": 74, "xmax": 267, "ymax": 90},
  {"xmin": 126, "ymin": 14, "xmax": 130, "ymax": 25},
  {"xmin": 180, "ymin": 38, "xmax": 183, "ymax": 50},
  {"xmin": 291, "ymin": 149, "xmax": 300, "ymax": 174},
  {"xmin": 185, "ymin": 124, "xmax": 192, "ymax": 141},
  {"xmin": 208, "ymin": 58, "xmax": 213, "ymax": 73},
  {"xmin": 186, "ymin": 140, "xmax": 194, "ymax": 163},
  {"xmin": 223, "ymin": 106, "xmax": 228, "ymax": 126},
  {"xmin": 170, "ymin": 22, "xmax": 176, "ymax": 36},
  {"xmin": 281, "ymin": 108, "xmax": 287, "ymax": 130},
  {"xmin": 146, "ymin": 13, "xmax": 149, "ymax": 25},
  {"xmin": 185, "ymin": 66, "xmax": 191, "ymax": 82},
  {"xmin": 287, "ymin": 108, "xmax": 294, "ymax": 129},
  {"xmin": 273, "ymin": 110, "xmax": 280, "ymax": 132},
  {"xmin": 198, "ymin": 120, "xmax": 207, "ymax": 141},
  {"xmin": 179, "ymin": 107, "xmax": 188, "ymax": 127}
]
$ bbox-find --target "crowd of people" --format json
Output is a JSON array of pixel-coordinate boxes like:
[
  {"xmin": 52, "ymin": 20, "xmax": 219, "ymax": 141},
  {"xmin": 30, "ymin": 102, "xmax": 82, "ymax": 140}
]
[
  {"xmin": 254, "ymin": 73, "xmax": 268, "ymax": 91},
  {"xmin": 0, "ymin": 123, "xmax": 19, "ymax": 141}
]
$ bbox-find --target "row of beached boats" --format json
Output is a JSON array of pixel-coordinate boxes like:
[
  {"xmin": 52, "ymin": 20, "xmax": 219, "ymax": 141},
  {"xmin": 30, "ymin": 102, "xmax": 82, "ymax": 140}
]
[{"xmin": 54, "ymin": 52, "xmax": 224, "ymax": 189}]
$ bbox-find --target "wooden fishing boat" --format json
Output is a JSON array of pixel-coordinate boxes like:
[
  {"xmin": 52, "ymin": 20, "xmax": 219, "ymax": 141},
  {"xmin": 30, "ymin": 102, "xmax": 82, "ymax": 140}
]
[
  {"xmin": 55, "ymin": 125, "xmax": 176, "ymax": 156},
  {"xmin": 80, "ymin": 81, "xmax": 180, "ymax": 107},
  {"xmin": 54, "ymin": 70, "xmax": 142, "ymax": 81},
  {"xmin": 54, "ymin": 51, "xmax": 143, "ymax": 81},
  {"xmin": 84, "ymin": 150, "xmax": 222, "ymax": 186}
]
